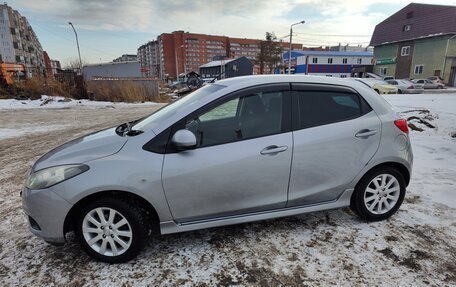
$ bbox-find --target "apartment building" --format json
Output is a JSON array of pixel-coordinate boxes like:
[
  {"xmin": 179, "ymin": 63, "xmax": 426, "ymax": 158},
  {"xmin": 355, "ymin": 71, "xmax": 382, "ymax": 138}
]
[
  {"xmin": 137, "ymin": 40, "xmax": 159, "ymax": 77},
  {"xmin": 0, "ymin": 3, "xmax": 45, "ymax": 77},
  {"xmin": 152, "ymin": 31, "xmax": 302, "ymax": 80},
  {"xmin": 113, "ymin": 54, "xmax": 137, "ymax": 63}
]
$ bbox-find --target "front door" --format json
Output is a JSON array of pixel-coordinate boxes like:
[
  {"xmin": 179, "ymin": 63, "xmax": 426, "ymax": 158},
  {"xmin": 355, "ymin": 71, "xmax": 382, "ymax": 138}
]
[{"xmin": 162, "ymin": 84, "xmax": 293, "ymax": 222}]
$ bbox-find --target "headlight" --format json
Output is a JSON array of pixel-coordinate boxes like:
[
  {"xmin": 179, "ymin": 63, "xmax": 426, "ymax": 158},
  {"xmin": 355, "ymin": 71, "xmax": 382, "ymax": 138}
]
[{"xmin": 25, "ymin": 164, "xmax": 89, "ymax": 190}]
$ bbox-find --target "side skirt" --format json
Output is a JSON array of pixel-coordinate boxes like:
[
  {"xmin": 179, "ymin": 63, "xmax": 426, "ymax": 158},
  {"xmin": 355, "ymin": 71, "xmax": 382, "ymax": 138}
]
[{"xmin": 159, "ymin": 188, "xmax": 354, "ymax": 235}]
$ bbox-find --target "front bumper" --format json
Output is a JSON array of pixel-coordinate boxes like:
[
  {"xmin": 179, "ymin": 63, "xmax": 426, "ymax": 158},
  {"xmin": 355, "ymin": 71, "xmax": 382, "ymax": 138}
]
[{"xmin": 22, "ymin": 186, "xmax": 73, "ymax": 243}]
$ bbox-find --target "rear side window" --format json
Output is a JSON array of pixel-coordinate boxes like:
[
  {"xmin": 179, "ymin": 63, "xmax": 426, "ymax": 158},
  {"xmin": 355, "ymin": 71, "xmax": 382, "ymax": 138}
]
[{"xmin": 294, "ymin": 90, "xmax": 371, "ymax": 129}]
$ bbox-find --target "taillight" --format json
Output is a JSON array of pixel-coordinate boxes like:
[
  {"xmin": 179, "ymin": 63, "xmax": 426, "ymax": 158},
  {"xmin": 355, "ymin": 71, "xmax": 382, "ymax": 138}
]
[{"xmin": 394, "ymin": 119, "xmax": 409, "ymax": 134}]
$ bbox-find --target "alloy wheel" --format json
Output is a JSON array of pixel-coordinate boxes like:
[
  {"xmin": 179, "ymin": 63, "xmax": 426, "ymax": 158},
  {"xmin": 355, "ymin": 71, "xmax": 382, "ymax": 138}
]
[
  {"xmin": 82, "ymin": 207, "xmax": 133, "ymax": 256},
  {"xmin": 363, "ymin": 174, "xmax": 400, "ymax": 215}
]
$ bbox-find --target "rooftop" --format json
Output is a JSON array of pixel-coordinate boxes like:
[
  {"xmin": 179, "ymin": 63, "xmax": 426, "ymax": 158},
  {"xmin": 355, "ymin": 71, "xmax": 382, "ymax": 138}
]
[{"xmin": 370, "ymin": 3, "xmax": 456, "ymax": 46}]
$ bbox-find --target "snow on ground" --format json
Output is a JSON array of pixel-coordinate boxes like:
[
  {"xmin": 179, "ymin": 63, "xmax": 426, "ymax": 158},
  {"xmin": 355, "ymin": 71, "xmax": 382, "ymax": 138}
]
[
  {"xmin": 0, "ymin": 93, "xmax": 455, "ymax": 286},
  {"xmin": 384, "ymin": 93, "xmax": 456, "ymax": 209},
  {"xmin": 0, "ymin": 95, "xmax": 160, "ymax": 110}
]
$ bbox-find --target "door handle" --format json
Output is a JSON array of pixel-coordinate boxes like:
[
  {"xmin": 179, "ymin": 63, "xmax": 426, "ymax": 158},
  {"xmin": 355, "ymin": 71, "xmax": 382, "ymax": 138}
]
[
  {"xmin": 260, "ymin": 145, "xmax": 288, "ymax": 155},
  {"xmin": 355, "ymin": 129, "xmax": 377, "ymax": 138}
]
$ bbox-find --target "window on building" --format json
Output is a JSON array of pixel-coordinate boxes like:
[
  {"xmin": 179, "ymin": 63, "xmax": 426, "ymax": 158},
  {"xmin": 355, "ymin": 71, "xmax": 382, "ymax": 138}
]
[
  {"xmin": 403, "ymin": 24, "xmax": 412, "ymax": 32},
  {"xmin": 380, "ymin": 67, "xmax": 388, "ymax": 76},
  {"xmin": 342, "ymin": 58, "xmax": 347, "ymax": 64},
  {"xmin": 414, "ymin": 65, "xmax": 424, "ymax": 75},
  {"xmin": 340, "ymin": 75, "xmax": 347, "ymax": 78},
  {"xmin": 312, "ymin": 57, "xmax": 318, "ymax": 64},
  {"xmin": 401, "ymin": 46, "xmax": 410, "ymax": 56},
  {"xmin": 357, "ymin": 58, "xmax": 362, "ymax": 64},
  {"xmin": 327, "ymin": 58, "xmax": 333, "ymax": 64}
]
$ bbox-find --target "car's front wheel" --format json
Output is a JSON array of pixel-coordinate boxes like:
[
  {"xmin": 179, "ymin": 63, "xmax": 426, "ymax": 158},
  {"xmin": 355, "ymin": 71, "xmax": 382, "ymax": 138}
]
[
  {"xmin": 351, "ymin": 167, "xmax": 406, "ymax": 221},
  {"xmin": 75, "ymin": 197, "xmax": 148, "ymax": 263}
]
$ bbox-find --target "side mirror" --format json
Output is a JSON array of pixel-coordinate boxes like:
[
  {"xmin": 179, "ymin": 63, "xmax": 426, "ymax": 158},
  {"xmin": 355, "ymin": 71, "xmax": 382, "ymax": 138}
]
[{"xmin": 171, "ymin": 129, "xmax": 197, "ymax": 150}]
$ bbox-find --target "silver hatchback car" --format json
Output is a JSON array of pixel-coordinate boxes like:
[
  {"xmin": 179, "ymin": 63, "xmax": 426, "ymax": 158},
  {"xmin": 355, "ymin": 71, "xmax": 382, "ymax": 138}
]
[{"xmin": 22, "ymin": 75, "xmax": 413, "ymax": 263}]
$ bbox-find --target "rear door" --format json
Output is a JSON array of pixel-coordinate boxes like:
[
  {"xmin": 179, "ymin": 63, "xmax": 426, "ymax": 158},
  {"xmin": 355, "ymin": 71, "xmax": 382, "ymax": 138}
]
[{"xmin": 287, "ymin": 83, "xmax": 382, "ymax": 207}]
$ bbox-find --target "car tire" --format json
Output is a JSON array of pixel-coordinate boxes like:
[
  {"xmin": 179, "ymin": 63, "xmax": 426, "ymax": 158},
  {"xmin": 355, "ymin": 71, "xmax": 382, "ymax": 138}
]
[
  {"xmin": 351, "ymin": 167, "xmax": 406, "ymax": 221},
  {"xmin": 374, "ymin": 89, "xmax": 380, "ymax": 94},
  {"xmin": 397, "ymin": 89, "xmax": 402, "ymax": 94},
  {"xmin": 75, "ymin": 197, "xmax": 149, "ymax": 263}
]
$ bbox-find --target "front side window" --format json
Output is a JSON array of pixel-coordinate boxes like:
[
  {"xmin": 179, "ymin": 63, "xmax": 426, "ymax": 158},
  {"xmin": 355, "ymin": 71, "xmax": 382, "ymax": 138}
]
[
  {"xmin": 186, "ymin": 88, "xmax": 285, "ymax": 148},
  {"xmin": 294, "ymin": 90, "xmax": 370, "ymax": 129}
]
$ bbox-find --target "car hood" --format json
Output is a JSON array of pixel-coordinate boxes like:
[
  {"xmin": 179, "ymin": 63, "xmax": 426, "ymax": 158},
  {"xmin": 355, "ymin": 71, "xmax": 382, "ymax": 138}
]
[{"xmin": 32, "ymin": 127, "xmax": 127, "ymax": 171}]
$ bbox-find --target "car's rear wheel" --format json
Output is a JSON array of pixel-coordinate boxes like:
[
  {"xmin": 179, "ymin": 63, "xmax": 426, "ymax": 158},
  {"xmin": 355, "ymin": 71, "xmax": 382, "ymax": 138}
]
[
  {"xmin": 351, "ymin": 167, "xmax": 406, "ymax": 221},
  {"xmin": 75, "ymin": 197, "xmax": 148, "ymax": 263}
]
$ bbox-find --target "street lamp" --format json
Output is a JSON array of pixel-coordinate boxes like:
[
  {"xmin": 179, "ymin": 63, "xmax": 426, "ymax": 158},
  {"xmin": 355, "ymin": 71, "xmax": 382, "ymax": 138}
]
[
  {"xmin": 174, "ymin": 44, "xmax": 184, "ymax": 81},
  {"xmin": 68, "ymin": 22, "xmax": 82, "ymax": 74},
  {"xmin": 288, "ymin": 20, "xmax": 305, "ymax": 75}
]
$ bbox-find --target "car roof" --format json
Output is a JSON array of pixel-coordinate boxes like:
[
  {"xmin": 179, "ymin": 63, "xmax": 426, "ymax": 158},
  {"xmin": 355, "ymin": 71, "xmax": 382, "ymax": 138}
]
[{"xmin": 216, "ymin": 74, "xmax": 366, "ymax": 90}]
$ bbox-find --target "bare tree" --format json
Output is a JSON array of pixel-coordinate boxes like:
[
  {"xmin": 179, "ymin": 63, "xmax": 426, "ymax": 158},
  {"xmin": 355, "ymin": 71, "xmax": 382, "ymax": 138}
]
[
  {"xmin": 63, "ymin": 58, "xmax": 89, "ymax": 71},
  {"xmin": 255, "ymin": 32, "xmax": 283, "ymax": 74}
]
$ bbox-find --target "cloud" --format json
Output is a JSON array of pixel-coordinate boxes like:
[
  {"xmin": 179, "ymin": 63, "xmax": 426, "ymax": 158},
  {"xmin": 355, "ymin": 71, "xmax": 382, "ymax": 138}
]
[{"xmin": 7, "ymin": 0, "xmax": 456, "ymax": 62}]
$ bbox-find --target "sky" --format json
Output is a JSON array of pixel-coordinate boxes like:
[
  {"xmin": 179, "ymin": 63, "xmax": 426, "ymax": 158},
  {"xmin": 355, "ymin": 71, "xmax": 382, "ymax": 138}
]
[{"xmin": 6, "ymin": 0, "xmax": 456, "ymax": 66}]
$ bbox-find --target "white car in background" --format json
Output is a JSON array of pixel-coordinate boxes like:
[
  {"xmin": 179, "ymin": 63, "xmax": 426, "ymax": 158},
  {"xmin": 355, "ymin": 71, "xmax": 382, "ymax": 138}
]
[
  {"xmin": 355, "ymin": 78, "xmax": 398, "ymax": 94},
  {"xmin": 386, "ymin": 79, "xmax": 424, "ymax": 94},
  {"xmin": 412, "ymin": 79, "xmax": 445, "ymax": 89}
]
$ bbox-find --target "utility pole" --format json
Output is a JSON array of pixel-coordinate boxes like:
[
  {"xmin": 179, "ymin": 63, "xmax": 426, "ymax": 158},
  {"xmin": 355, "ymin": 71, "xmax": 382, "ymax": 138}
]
[{"xmin": 288, "ymin": 20, "xmax": 305, "ymax": 75}]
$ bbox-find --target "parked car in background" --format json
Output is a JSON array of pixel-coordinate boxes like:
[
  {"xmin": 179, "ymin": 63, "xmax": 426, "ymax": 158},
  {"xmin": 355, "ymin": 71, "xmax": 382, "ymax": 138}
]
[
  {"xmin": 427, "ymin": 76, "xmax": 444, "ymax": 85},
  {"xmin": 386, "ymin": 79, "xmax": 424, "ymax": 94},
  {"xmin": 383, "ymin": 76, "xmax": 395, "ymax": 81},
  {"xmin": 355, "ymin": 78, "xmax": 398, "ymax": 94},
  {"xmin": 412, "ymin": 79, "xmax": 445, "ymax": 89},
  {"xmin": 22, "ymin": 75, "xmax": 413, "ymax": 263}
]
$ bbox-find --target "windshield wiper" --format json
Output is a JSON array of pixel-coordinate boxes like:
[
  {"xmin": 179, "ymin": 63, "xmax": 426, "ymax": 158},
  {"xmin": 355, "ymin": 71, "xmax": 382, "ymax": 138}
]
[{"xmin": 115, "ymin": 119, "xmax": 144, "ymax": 137}]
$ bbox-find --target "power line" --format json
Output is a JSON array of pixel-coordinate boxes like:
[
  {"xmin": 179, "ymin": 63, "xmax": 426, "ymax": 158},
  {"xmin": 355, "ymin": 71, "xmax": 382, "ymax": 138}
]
[{"xmin": 293, "ymin": 32, "xmax": 371, "ymax": 37}]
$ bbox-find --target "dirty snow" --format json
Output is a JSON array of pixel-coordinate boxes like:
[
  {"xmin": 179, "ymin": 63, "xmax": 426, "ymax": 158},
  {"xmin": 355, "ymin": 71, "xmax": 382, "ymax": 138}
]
[{"xmin": 0, "ymin": 93, "xmax": 455, "ymax": 286}]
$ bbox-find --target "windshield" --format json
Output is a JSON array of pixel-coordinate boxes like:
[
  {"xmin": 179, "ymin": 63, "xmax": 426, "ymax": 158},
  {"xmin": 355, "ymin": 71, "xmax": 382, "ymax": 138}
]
[{"xmin": 133, "ymin": 83, "xmax": 225, "ymax": 131}]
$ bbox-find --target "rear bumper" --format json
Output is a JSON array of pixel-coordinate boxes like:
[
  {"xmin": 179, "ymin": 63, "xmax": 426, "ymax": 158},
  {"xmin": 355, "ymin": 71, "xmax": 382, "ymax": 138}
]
[{"xmin": 22, "ymin": 186, "xmax": 73, "ymax": 243}]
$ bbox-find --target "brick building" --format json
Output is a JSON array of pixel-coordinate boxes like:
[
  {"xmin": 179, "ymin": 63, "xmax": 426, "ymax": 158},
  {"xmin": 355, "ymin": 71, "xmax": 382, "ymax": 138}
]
[{"xmin": 154, "ymin": 31, "xmax": 302, "ymax": 80}]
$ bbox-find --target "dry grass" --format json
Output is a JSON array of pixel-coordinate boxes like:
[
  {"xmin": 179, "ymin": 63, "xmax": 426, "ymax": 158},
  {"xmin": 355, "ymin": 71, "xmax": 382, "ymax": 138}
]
[
  {"xmin": 12, "ymin": 77, "xmax": 77, "ymax": 99},
  {"xmin": 86, "ymin": 80, "xmax": 169, "ymax": 103}
]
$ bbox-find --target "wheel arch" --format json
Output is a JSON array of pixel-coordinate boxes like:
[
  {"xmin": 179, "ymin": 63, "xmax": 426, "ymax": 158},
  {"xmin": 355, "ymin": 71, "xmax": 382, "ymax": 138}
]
[
  {"xmin": 63, "ymin": 190, "xmax": 160, "ymax": 236},
  {"xmin": 357, "ymin": 162, "xmax": 410, "ymax": 188},
  {"xmin": 350, "ymin": 161, "xmax": 410, "ymax": 208}
]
